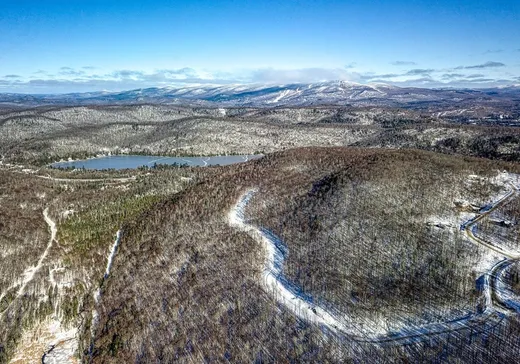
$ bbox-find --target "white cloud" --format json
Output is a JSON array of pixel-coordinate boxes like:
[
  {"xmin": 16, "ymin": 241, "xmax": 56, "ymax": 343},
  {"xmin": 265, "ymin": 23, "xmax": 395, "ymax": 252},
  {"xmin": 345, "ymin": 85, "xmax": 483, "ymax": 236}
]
[
  {"xmin": 454, "ymin": 61, "xmax": 506, "ymax": 70},
  {"xmin": 390, "ymin": 61, "xmax": 417, "ymax": 66},
  {"xmin": 249, "ymin": 67, "xmax": 357, "ymax": 84},
  {"xmin": 0, "ymin": 64, "xmax": 518, "ymax": 93}
]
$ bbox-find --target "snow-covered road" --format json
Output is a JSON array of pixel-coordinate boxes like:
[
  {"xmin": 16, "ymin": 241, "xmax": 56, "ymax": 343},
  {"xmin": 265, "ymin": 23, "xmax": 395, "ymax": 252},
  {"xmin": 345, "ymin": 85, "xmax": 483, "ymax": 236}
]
[
  {"xmin": 229, "ymin": 190, "xmax": 353, "ymax": 335},
  {"xmin": 229, "ymin": 184, "xmax": 520, "ymax": 344}
]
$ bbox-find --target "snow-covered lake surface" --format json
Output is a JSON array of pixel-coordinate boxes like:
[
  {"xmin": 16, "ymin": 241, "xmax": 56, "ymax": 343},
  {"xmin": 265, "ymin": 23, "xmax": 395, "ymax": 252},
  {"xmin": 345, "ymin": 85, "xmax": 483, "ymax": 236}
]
[{"xmin": 51, "ymin": 154, "xmax": 262, "ymax": 170}]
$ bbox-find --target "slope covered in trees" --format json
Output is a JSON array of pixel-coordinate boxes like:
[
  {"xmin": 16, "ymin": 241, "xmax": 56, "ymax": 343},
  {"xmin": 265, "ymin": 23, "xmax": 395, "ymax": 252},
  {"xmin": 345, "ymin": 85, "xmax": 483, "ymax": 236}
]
[{"xmin": 86, "ymin": 147, "xmax": 520, "ymax": 363}]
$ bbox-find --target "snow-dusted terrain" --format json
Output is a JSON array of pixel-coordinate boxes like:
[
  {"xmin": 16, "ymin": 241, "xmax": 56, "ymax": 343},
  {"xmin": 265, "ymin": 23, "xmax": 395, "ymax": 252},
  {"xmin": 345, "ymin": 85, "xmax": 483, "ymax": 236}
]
[
  {"xmin": 9, "ymin": 319, "xmax": 78, "ymax": 364},
  {"xmin": 229, "ymin": 177, "xmax": 520, "ymax": 343},
  {"xmin": 9, "ymin": 222, "xmax": 124, "ymax": 363},
  {"xmin": 15, "ymin": 208, "xmax": 57, "ymax": 297},
  {"xmin": 229, "ymin": 190, "xmax": 357, "ymax": 335},
  {"xmin": 2, "ymin": 81, "xmax": 519, "ymax": 108},
  {"xmin": 0, "ymin": 207, "xmax": 58, "ymax": 315},
  {"xmin": 104, "ymin": 230, "xmax": 122, "ymax": 279},
  {"xmin": 89, "ymin": 229, "xmax": 122, "ymax": 360},
  {"xmin": 7, "ymin": 210, "xmax": 79, "ymax": 364}
]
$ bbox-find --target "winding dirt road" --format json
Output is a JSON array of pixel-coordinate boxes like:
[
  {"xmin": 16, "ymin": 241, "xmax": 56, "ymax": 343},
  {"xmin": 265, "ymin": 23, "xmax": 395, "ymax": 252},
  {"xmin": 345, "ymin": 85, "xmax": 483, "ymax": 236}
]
[{"xmin": 229, "ymin": 183, "xmax": 520, "ymax": 344}]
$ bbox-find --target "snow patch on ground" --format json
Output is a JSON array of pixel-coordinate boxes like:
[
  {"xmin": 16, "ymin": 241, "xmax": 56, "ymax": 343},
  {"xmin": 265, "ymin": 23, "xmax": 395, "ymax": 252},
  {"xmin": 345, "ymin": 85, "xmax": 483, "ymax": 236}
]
[
  {"xmin": 8, "ymin": 209, "xmax": 81, "ymax": 363},
  {"xmin": 61, "ymin": 209, "xmax": 75, "ymax": 219},
  {"xmin": 89, "ymin": 229, "xmax": 122, "ymax": 358},
  {"xmin": 41, "ymin": 320, "xmax": 79, "ymax": 364},
  {"xmin": 49, "ymin": 266, "xmax": 74, "ymax": 290},
  {"xmin": 473, "ymin": 250, "xmax": 504, "ymax": 276},
  {"xmin": 9, "ymin": 319, "xmax": 78, "ymax": 364},
  {"xmin": 495, "ymin": 261, "xmax": 520, "ymax": 313},
  {"xmin": 269, "ymin": 90, "xmax": 292, "ymax": 104},
  {"xmin": 16, "ymin": 208, "xmax": 56, "ymax": 297},
  {"xmin": 104, "ymin": 230, "xmax": 121, "ymax": 278}
]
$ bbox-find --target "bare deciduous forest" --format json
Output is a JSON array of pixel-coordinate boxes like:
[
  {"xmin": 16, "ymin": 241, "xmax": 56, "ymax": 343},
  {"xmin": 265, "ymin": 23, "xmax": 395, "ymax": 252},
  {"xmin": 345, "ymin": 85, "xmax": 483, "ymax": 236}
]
[{"xmin": 2, "ymin": 105, "xmax": 520, "ymax": 363}]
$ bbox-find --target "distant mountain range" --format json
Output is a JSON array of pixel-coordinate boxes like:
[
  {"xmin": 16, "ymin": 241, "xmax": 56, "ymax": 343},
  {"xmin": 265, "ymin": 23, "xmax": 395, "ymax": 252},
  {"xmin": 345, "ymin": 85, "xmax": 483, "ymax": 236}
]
[{"xmin": 1, "ymin": 81, "xmax": 519, "ymax": 108}]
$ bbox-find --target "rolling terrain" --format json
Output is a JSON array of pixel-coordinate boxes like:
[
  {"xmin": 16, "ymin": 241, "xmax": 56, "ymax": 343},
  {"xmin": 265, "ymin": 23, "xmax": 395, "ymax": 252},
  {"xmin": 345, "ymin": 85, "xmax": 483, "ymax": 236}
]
[
  {"xmin": 87, "ymin": 148, "xmax": 520, "ymax": 362},
  {"xmin": 2, "ymin": 91, "xmax": 520, "ymax": 362},
  {"xmin": 3, "ymin": 146, "xmax": 520, "ymax": 362},
  {"xmin": 2, "ymin": 82, "xmax": 520, "ymax": 116},
  {"xmin": 2, "ymin": 103, "xmax": 520, "ymax": 167}
]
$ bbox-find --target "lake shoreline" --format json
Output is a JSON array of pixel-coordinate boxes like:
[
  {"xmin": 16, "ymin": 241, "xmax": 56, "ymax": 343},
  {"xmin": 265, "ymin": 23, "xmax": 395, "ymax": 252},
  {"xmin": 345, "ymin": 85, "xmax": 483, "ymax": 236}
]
[{"xmin": 51, "ymin": 154, "xmax": 263, "ymax": 170}]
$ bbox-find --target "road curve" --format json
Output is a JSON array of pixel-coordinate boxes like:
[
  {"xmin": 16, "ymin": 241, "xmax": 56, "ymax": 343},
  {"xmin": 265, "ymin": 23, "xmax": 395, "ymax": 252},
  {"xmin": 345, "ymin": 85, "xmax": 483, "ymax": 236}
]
[{"xmin": 229, "ymin": 184, "xmax": 520, "ymax": 344}]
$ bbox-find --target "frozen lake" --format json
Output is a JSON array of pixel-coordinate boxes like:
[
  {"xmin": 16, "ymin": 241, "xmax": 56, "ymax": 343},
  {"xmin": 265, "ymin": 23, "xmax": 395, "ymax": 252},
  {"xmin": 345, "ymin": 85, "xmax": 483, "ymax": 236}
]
[{"xmin": 51, "ymin": 154, "xmax": 262, "ymax": 170}]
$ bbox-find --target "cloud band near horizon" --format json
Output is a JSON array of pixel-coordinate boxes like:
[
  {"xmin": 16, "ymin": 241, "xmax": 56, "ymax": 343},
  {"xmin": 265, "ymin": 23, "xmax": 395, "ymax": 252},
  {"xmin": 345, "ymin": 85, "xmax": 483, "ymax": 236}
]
[{"xmin": 1, "ymin": 61, "xmax": 518, "ymax": 94}]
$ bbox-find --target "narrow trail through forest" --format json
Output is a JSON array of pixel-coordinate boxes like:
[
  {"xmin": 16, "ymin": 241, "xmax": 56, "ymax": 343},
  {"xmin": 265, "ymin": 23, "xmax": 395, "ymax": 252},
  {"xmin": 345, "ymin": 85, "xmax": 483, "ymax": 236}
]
[
  {"xmin": 35, "ymin": 175, "xmax": 137, "ymax": 183},
  {"xmin": 3, "ymin": 167, "xmax": 137, "ymax": 183},
  {"xmin": 10, "ymin": 208, "xmax": 57, "ymax": 300},
  {"xmin": 0, "ymin": 209, "xmax": 56, "ymax": 320}
]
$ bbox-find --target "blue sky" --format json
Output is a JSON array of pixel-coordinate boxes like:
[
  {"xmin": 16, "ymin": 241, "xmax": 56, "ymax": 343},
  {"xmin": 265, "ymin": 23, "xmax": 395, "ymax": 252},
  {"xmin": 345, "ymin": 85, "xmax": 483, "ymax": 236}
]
[{"xmin": 1, "ymin": 0, "xmax": 519, "ymax": 93}]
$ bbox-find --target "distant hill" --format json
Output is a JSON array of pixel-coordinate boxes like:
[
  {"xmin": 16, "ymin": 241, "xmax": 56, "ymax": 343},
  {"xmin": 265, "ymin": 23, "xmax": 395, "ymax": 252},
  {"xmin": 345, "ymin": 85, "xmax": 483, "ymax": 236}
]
[{"xmin": 1, "ymin": 81, "xmax": 520, "ymax": 108}]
